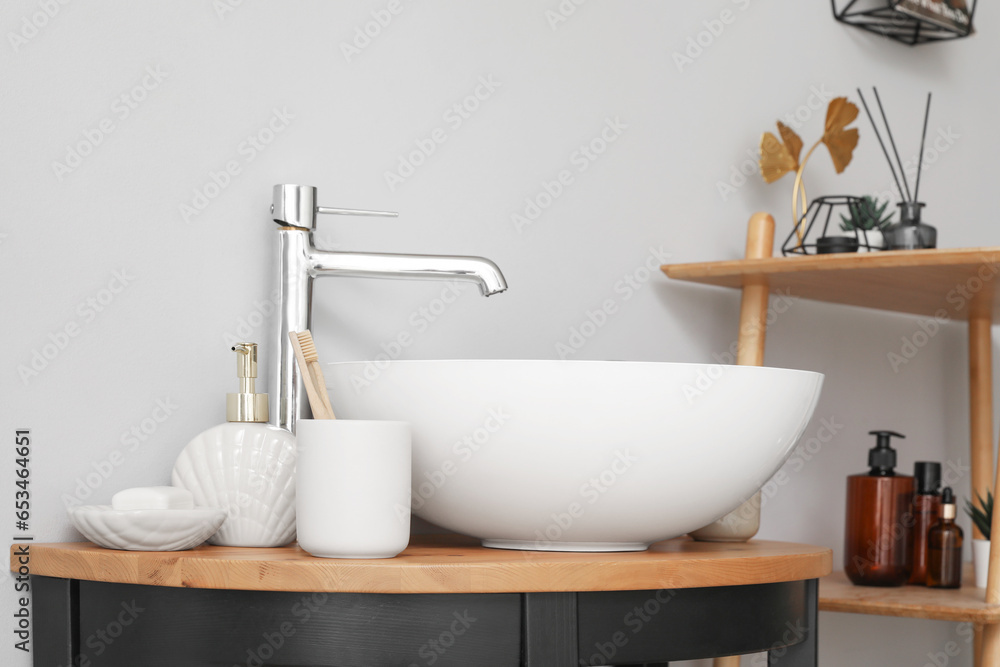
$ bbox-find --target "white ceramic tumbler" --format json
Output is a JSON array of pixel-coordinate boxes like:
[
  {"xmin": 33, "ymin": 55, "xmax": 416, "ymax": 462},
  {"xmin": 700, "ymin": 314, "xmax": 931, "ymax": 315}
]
[{"xmin": 296, "ymin": 419, "xmax": 411, "ymax": 559}]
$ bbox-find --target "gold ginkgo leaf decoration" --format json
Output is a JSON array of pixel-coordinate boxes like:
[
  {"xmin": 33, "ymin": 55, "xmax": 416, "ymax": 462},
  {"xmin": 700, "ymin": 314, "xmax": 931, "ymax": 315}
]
[
  {"xmin": 757, "ymin": 95, "xmax": 860, "ymax": 244},
  {"xmin": 821, "ymin": 97, "xmax": 860, "ymax": 174},
  {"xmin": 759, "ymin": 122, "xmax": 802, "ymax": 183}
]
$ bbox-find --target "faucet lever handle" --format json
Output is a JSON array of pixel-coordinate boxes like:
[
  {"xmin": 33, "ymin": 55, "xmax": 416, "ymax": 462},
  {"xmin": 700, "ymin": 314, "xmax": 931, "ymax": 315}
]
[
  {"xmin": 272, "ymin": 184, "xmax": 397, "ymax": 229},
  {"xmin": 316, "ymin": 206, "xmax": 398, "ymax": 218}
]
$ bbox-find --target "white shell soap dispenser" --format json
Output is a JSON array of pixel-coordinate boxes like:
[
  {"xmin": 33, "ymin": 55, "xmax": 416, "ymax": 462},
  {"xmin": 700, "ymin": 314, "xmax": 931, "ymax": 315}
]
[{"xmin": 172, "ymin": 343, "xmax": 297, "ymax": 547}]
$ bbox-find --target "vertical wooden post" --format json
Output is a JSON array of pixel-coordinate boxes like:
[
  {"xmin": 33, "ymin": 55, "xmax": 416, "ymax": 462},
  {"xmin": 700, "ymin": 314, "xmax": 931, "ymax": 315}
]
[
  {"xmin": 974, "ymin": 624, "xmax": 983, "ymax": 667},
  {"xmin": 736, "ymin": 212, "xmax": 775, "ymax": 368},
  {"xmin": 969, "ymin": 296, "xmax": 995, "ymax": 667},
  {"xmin": 982, "ymin": 623, "xmax": 1000, "ymax": 666},
  {"xmin": 983, "ymin": 394, "xmax": 1000, "ymax": 665},
  {"xmin": 692, "ymin": 212, "xmax": 775, "ymax": 545},
  {"xmin": 969, "ymin": 310, "xmax": 994, "ymax": 539},
  {"xmin": 713, "ymin": 656, "xmax": 742, "ymax": 667}
]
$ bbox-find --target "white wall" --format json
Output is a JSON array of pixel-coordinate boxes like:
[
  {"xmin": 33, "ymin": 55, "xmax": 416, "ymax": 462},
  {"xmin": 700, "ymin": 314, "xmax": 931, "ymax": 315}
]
[{"xmin": 2, "ymin": 1, "xmax": 992, "ymax": 665}]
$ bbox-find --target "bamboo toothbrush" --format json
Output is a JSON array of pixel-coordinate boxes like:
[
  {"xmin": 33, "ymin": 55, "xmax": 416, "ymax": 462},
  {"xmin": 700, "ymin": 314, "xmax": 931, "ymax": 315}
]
[{"xmin": 289, "ymin": 330, "xmax": 336, "ymax": 420}]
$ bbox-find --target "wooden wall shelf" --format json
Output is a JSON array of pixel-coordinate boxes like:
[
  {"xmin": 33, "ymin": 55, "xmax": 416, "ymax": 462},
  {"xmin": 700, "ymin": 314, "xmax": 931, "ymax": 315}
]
[
  {"xmin": 662, "ymin": 247, "xmax": 1000, "ymax": 320},
  {"xmin": 820, "ymin": 567, "xmax": 998, "ymax": 624}
]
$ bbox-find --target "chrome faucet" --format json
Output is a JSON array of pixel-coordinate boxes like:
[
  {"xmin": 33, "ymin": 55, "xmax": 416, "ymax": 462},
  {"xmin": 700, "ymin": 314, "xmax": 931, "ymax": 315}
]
[{"xmin": 270, "ymin": 183, "xmax": 508, "ymax": 432}]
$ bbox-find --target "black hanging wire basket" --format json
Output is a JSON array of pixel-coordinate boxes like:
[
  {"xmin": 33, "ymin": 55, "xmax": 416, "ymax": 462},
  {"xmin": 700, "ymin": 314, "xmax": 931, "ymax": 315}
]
[
  {"xmin": 832, "ymin": 0, "xmax": 976, "ymax": 45},
  {"xmin": 782, "ymin": 196, "xmax": 887, "ymax": 256}
]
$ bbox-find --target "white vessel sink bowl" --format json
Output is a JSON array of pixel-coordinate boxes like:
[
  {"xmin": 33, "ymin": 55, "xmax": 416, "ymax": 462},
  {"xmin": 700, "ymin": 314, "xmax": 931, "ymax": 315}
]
[{"xmin": 325, "ymin": 360, "xmax": 823, "ymax": 552}]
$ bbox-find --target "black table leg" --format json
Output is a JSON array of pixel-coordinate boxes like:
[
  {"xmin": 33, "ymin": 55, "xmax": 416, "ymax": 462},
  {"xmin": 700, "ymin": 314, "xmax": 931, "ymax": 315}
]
[
  {"xmin": 768, "ymin": 579, "xmax": 817, "ymax": 666},
  {"xmin": 522, "ymin": 592, "xmax": 578, "ymax": 667},
  {"xmin": 32, "ymin": 576, "xmax": 78, "ymax": 667}
]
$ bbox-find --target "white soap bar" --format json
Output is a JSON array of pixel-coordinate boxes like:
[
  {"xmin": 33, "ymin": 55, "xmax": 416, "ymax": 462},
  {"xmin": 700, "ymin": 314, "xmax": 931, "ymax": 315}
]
[{"xmin": 111, "ymin": 486, "xmax": 194, "ymax": 511}]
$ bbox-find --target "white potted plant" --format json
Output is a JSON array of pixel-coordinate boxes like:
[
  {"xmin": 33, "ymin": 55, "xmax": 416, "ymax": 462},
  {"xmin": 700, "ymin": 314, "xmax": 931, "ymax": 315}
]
[
  {"xmin": 840, "ymin": 196, "xmax": 893, "ymax": 252},
  {"xmin": 966, "ymin": 491, "xmax": 993, "ymax": 588}
]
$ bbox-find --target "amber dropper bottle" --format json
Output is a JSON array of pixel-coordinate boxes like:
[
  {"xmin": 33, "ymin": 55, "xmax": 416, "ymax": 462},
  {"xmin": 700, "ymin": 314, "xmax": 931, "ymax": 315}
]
[
  {"xmin": 927, "ymin": 487, "xmax": 963, "ymax": 589},
  {"xmin": 909, "ymin": 461, "xmax": 942, "ymax": 585}
]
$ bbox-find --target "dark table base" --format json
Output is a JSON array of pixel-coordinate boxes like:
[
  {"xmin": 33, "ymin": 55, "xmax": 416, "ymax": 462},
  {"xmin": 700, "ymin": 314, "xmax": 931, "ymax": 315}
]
[{"xmin": 32, "ymin": 575, "xmax": 817, "ymax": 666}]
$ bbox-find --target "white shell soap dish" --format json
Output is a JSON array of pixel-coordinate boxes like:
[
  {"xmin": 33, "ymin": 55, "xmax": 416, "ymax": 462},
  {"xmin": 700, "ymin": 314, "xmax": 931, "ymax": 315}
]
[{"xmin": 68, "ymin": 487, "xmax": 226, "ymax": 551}]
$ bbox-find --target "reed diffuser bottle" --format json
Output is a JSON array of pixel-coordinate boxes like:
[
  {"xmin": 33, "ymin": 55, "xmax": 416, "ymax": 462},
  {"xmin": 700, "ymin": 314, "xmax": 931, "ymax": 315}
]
[
  {"xmin": 927, "ymin": 487, "xmax": 963, "ymax": 589},
  {"xmin": 857, "ymin": 87, "xmax": 938, "ymax": 250},
  {"xmin": 885, "ymin": 202, "xmax": 936, "ymax": 250},
  {"xmin": 844, "ymin": 431, "xmax": 914, "ymax": 586}
]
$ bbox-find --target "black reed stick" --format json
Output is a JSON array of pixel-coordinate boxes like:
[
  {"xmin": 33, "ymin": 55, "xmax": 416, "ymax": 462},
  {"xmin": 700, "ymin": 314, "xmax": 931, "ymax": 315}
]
[
  {"xmin": 856, "ymin": 88, "xmax": 906, "ymax": 202},
  {"xmin": 913, "ymin": 92, "xmax": 932, "ymax": 203},
  {"xmin": 872, "ymin": 87, "xmax": 912, "ymax": 202}
]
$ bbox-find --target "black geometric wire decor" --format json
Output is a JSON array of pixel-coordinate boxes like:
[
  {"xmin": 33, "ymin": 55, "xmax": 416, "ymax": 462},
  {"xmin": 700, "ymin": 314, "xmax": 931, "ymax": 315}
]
[
  {"xmin": 781, "ymin": 196, "xmax": 887, "ymax": 256},
  {"xmin": 832, "ymin": 0, "xmax": 976, "ymax": 46}
]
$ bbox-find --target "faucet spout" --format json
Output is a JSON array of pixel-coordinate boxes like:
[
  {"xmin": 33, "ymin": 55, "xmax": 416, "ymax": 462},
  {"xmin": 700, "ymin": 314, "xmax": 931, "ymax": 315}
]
[
  {"xmin": 310, "ymin": 250, "xmax": 507, "ymax": 296},
  {"xmin": 270, "ymin": 184, "xmax": 508, "ymax": 433}
]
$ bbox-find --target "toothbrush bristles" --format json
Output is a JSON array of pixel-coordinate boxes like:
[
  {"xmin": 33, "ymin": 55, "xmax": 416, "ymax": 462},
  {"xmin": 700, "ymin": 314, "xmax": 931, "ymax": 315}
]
[{"xmin": 295, "ymin": 331, "xmax": 318, "ymax": 361}]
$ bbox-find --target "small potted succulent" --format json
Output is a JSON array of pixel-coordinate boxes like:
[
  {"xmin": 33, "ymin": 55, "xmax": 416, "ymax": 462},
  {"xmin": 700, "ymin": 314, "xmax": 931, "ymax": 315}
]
[
  {"xmin": 966, "ymin": 491, "xmax": 993, "ymax": 588},
  {"xmin": 839, "ymin": 196, "xmax": 893, "ymax": 252}
]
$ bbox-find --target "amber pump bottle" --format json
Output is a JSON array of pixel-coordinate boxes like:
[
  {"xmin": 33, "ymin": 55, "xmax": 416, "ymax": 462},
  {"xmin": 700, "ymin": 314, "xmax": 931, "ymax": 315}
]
[
  {"xmin": 908, "ymin": 461, "xmax": 942, "ymax": 585},
  {"xmin": 844, "ymin": 431, "xmax": 915, "ymax": 586},
  {"xmin": 927, "ymin": 487, "xmax": 963, "ymax": 588}
]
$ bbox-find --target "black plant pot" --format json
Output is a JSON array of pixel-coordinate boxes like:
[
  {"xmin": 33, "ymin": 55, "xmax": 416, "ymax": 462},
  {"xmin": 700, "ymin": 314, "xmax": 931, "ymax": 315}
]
[{"xmin": 815, "ymin": 236, "xmax": 860, "ymax": 254}]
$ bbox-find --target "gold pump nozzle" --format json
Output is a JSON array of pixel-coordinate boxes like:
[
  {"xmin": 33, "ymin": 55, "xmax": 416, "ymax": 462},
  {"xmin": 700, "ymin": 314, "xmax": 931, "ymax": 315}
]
[{"xmin": 227, "ymin": 343, "xmax": 269, "ymax": 423}]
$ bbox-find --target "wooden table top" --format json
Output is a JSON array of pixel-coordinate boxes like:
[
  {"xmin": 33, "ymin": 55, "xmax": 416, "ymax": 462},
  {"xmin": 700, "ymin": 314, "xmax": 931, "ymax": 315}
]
[{"xmin": 13, "ymin": 534, "xmax": 831, "ymax": 594}]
